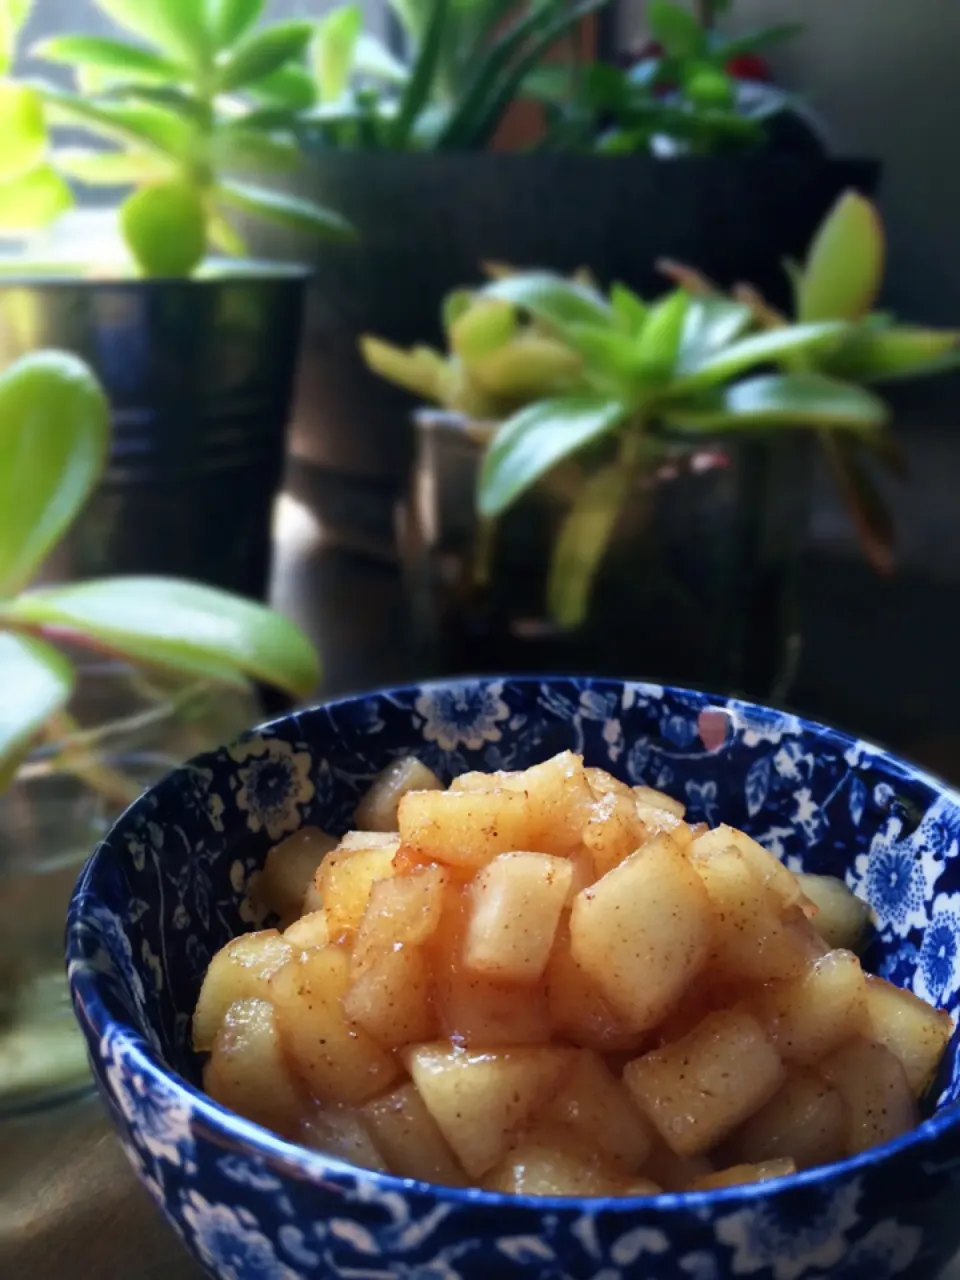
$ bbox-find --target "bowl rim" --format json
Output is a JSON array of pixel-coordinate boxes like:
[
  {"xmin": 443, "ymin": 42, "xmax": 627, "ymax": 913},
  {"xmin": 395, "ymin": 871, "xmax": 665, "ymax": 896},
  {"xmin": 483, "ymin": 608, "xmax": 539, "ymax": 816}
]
[{"xmin": 67, "ymin": 673, "xmax": 960, "ymax": 1213}]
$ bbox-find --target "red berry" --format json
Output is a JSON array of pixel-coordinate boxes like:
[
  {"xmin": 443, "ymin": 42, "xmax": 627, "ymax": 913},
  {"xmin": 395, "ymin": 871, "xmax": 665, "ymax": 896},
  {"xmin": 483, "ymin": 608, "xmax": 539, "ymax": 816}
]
[{"xmin": 725, "ymin": 53, "xmax": 772, "ymax": 82}]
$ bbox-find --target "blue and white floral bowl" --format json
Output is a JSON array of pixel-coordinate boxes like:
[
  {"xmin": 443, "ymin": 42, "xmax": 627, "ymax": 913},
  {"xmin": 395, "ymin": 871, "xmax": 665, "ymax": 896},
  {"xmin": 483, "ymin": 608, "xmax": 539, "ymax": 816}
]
[{"xmin": 67, "ymin": 677, "xmax": 960, "ymax": 1280}]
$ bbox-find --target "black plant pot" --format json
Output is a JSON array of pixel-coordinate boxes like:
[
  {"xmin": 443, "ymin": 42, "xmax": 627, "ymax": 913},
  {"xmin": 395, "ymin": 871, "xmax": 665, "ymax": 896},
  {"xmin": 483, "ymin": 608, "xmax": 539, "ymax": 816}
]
[
  {"xmin": 0, "ymin": 268, "xmax": 308, "ymax": 601},
  {"xmin": 401, "ymin": 412, "xmax": 813, "ymax": 700},
  {"xmin": 248, "ymin": 151, "xmax": 879, "ymax": 518}
]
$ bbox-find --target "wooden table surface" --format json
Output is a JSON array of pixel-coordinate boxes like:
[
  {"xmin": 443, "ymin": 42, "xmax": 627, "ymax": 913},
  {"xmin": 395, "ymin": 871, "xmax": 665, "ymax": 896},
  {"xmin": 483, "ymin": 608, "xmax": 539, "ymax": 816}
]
[{"xmin": 6, "ymin": 472, "xmax": 960, "ymax": 1279}]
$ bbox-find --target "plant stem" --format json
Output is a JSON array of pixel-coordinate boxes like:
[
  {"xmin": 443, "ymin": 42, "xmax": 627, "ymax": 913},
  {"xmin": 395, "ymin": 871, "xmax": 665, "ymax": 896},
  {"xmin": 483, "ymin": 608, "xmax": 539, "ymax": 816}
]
[
  {"xmin": 42, "ymin": 711, "xmax": 144, "ymax": 809},
  {"xmin": 693, "ymin": 0, "xmax": 715, "ymax": 29}
]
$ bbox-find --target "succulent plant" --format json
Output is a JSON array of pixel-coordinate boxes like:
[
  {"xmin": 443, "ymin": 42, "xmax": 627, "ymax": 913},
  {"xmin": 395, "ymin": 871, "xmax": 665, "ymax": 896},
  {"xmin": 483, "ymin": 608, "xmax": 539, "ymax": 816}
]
[
  {"xmin": 0, "ymin": 0, "xmax": 353, "ymax": 276},
  {"xmin": 0, "ymin": 348, "xmax": 320, "ymax": 788},
  {"xmin": 362, "ymin": 192, "xmax": 960, "ymax": 629}
]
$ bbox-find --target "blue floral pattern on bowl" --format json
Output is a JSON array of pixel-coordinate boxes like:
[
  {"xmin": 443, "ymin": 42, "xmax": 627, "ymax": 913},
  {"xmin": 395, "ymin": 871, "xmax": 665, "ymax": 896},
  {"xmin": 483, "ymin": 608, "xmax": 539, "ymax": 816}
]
[{"xmin": 66, "ymin": 678, "xmax": 960, "ymax": 1279}]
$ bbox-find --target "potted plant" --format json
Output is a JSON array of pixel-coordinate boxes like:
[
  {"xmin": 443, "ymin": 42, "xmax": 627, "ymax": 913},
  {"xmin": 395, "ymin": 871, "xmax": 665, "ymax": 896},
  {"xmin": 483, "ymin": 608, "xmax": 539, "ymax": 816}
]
[
  {"xmin": 0, "ymin": 347, "xmax": 321, "ymax": 1114},
  {"xmin": 361, "ymin": 193, "xmax": 960, "ymax": 696},
  {"xmin": 0, "ymin": 0, "xmax": 352, "ymax": 601},
  {"xmin": 235, "ymin": 0, "xmax": 876, "ymax": 546}
]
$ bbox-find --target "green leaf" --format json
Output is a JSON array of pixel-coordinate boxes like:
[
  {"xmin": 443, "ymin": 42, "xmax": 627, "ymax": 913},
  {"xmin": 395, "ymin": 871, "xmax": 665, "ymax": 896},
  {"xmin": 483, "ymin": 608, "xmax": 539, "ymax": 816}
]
[
  {"xmin": 0, "ymin": 352, "xmax": 109, "ymax": 595},
  {"xmin": 677, "ymin": 297, "xmax": 753, "ymax": 371},
  {"xmin": 217, "ymin": 180, "xmax": 356, "ymax": 241},
  {"xmin": 797, "ymin": 192, "xmax": 885, "ymax": 323},
  {"xmin": 54, "ymin": 146, "xmax": 174, "ymax": 185},
  {"xmin": 676, "ymin": 321, "xmax": 850, "ymax": 391},
  {"xmin": 635, "ymin": 289, "xmax": 690, "ymax": 381},
  {"xmin": 546, "ymin": 463, "xmax": 628, "ymax": 629},
  {"xmin": 389, "ymin": 0, "xmax": 447, "ymax": 149},
  {"xmin": 213, "ymin": 127, "xmax": 299, "ymax": 173},
  {"xmin": 359, "ymin": 336, "xmax": 449, "ymax": 402},
  {"xmin": 0, "ymin": 163, "xmax": 73, "ymax": 232},
  {"xmin": 478, "ymin": 394, "xmax": 628, "ymax": 518},
  {"xmin": 5, "ymin": 578, "xmax": 321, "ymax": 698},
  {"xmin": 206, "ymin": 0, "xmax": 265, "ymax": 51},
  {"xmin": 484, "ymin": 272, "xmax": 611, "ymax": 331},
  {"xmin": 247, "ymin": 63, "xmax": 317, "ymax": 110},
  {"xmin": 354, "ymin": 33, "xmax": 408, "ymax": 84},
  {"xmin": 41, "ymin": 87, "xmax": 196, "ymax": 161},
  {"xmin": 0, "ymin": 0, "xmax": 33, "ymax": 77},
  {"xmin": 216, "ymin": 20, "xmax": 315, "ymax": 94},
  {"xmin": 93, "ymin": 0, "xmax": 210, "ymax": 68},
  {"xmin": 35, "ymin": 35, "xmax": 186, "ymax": 81},
  {"xmin": 647, "ymin": 0, "xmax": 706, "ymax": 58},
  {"xmin": 665, "ymin": 373, "xmax": 890, "ymax": 433},
  {"xmin": 121, "ymin": 180, "xmax": 208, "ymax": 277},
  {"xmin": 313, "ymin": 5, "xmax": 363, "ymax": 103},
  {"xmin": 609, "ymin": 283, "xmax": 647, "ymax": 337},
  {"xmin": 564, "ymin": 324, "xmax": 643, "ymax": 391},
  {"xmin": 208, "ymin": 209, "xmax": 247, "ymax": 256},
  {"xmin": 710, "ymin": 24, "xmax": 802, "ymax": 61},
  {"xmin": 0, "ymin": 83, "xmax": 47, "ymax": 182},
  {"xmin": 0, "ymin": 634, "xmax": 75, "ymax": 784},
  {"xmin": 449, "ymin": 298, "xmax": 517, "ymax": 361},
  {"xmin": 820, "ymin": 431, "xmax": 895, "ymax": 574},
  {"xmin": 827, "ymin": 326, "xmax": 960, "ymax": 384}
]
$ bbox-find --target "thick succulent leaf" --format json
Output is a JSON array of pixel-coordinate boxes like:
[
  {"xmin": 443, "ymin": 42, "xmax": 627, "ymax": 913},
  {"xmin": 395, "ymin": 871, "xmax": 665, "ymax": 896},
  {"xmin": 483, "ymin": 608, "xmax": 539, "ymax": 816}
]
[
  {"xmin": 467, "ymin": 335, "xmax": 583, "ymax": 400},
  {"xmin": 675, "ymin": 321, "xmax": 849, "ymax": 391},
  {"xmin": 665, "ymin": 373, "xmax": 889, "ymax": 433},
  {"xmin": 42, "ymin": 87, "xmax": 196, "ymax": 160},
  {"xmin": 609, "ymin": 283, "xmax": 647, "ymax": 337},
  {"xmin": 354, "ymin": 33, "xmax": 408, "ymax": 84},
  {"xmin": 564, "ymin": 324, "xmax": 642, "ymax": 392},
  {"xmin": 797, "ymin": 192, "xmax": 885, "ymax": 323},
  {"xmin": 0, "ymin": 352, "xmax": 109, "ymax": 595},
  {"xmin": 677, "ymin": 297, "xmax": 753, "ymax": 372},
  {"xmin": 0, "ymin": 83, "xmax": 48, "ymax": 182},
  {"xmin": 546, "ymin": 463, "xmax": 628, "ymax": 630},
  {"xmin": 484, "ymin": 272, "xmax": 612, "ymax": 331},
  {"xmin": 216, "ymin": 20, "xmax": 315, "ymax": 94},
  {"xmin": 359, "ymin": 336, "xmax": 449, "ymax": 402},
  {"xmin": 54, "ymin": 146, "xmax": 174, "ymax": 185},
  {"xmin": 827, "ymin": 326, "xmax": 960, "ymax": 384},
  {"xmin": 820, "ymin": 431, "xmax": 895, "ymax": 574},
  {"xmin": 6, "ymin": 578, "xmax": 321, "ymax": 698},
  {"xmin": 206, "ymin": 0, "xmax": 265, "ymax": 51},
  {"xmin": 635, "ymin": 289, "xmax": 689, "ymax": 381},
  {"xmin": 247, "ymin": 63, "xmax": 317, "ymax": 110},
  {"xmin": 313, "ymin": 5, "xmax": 363, "ymax": 102},
  {"xmin": 647, "ymin": 0, "xmax": 705, "ymax": 57},
  {"xmin": 94, "ymin": 0, "xmax": 209, "ymax": 67},
  {"xmin": 0, "ymin": 633, "xmax": 75, "ymax": 785},
  {"xmin": 36, "ymin": 35, "xmax": 186, "ymax": 81},
  {"xmin": 217, "ymin": 180, "xmax": 356, "ymax": 241},
  {"xmin": 0, "ymin": 0, "xmax": 34, "ymax": 76},
  {"xmin": 478, "ymin": 394, "xmax": 627, "ymax": 517},
  {"xmin": 212, "ymin": 127, "xmax": 299, "ymax": 173},
  {"xmin": 450, "ymin": 298, "xmax": 516, "ymax": 360},
  {"xmin": 0, "ymin": 161, "xmax": 73, "ymax": 233}
]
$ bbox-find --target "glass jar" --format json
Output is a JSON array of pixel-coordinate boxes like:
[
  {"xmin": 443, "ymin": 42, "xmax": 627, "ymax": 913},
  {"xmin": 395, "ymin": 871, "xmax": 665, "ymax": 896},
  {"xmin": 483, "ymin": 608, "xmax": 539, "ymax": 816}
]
[
  {"xmin": 0, "ymin": 662, "xmax": 260, "ymax": 1116},
  {"xmin": 400, "ymin": 411, "xmax": 812, "ymax": 701}
]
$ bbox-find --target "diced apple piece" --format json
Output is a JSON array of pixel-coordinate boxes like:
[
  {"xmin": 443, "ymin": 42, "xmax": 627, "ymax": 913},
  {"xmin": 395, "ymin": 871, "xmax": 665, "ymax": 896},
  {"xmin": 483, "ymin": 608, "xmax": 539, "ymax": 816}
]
[
  {"xmin": 463, "ymin": 853, "xmax": 572, "ymax": 982},
  {"xmin": 796, "ymin": 873, "xmax": 870, "ymax": 952},
  {"xmin": 352, "ymin": 863, "xmax": 448, "ymax": 977},
  {"xmin": 338, "ymin": 830, "xmax": 402, "ymax": 852},
  {"xmin": 864, "ymin": 975, "xmax": 952, "ymax": 1097},
  {"xmin": 361, "ymin": 1082, "xmax": 467, "ymax": 1186},
  {"xmin": 729, "ymin": 1068, "xmax": 847, "ymax": 1170},
  {"xmin": 255, "ymin": 827, "xmax": 338, "ymax": 924},
  {"xmin": 283, "ymin": 909, "xmax": 331, "ymax": 950},
  {"xmin": 691, "ymin": 825, "xmax": 805, "ymax": 912},
  {"xmin": 585, "ymin": 766, "xmax": 634, "ymax": 800},
  {"xmin": 272, "ymin": 945, "xmax": 398, "ymax": 1104},
  {"xmin": 566, "ymin": 846, "xmax": 597, "ymax": 904},
  {"xmin": 688, "ymin": 1159, "xmax": 796, "ymax": 1191},
  {"xmin": 403, "ymin": 1043, "xmax": 572, "ymax": 1177},
  {"xmin": 482, "ymin": 1123, "xmax": 628, "ymax": 1196},
  {"xmin": 695, "ymin": 847, "xmax": 808, "ymax": 983},
  {"xmin": 299, "ymin": 1103, "xmax": 387, "ymax": 1172},
  {"xmin": 633, "ymin": 785, "xmax": 685, "ymax": 818},
  {"xmin": 635, "ymin": 804, "xmax": 694, "ymax": 852},
  {"xmin": 624, "ymin": 1009, "xmax": 784, "ymax": 1156},
  {"xmin": 570, "ymin": 833, "xmax": 711, "ymax": 1033},
  {"xmin": 545, "ymin": 925, "xmax": 644, "ymax": 1053},
  {"xmin": 343, "ymin": 944, "xmax": 436, "ymax": 1049},
  {"xmin": 301, "ymin": 879, "xmax": 324, "ymax": 915},
  {"xmin": 315, "ymin": 842, "xmax": 399, "ymax": 940},
  {"xmin": 449, "ymin": 769, "xmax": 520, "ymax": 791},
  {"xmin": 193, "ymin": 930, "xmax": 294, "ymax": 1052},
  {"xmin": 354, "ymin": 756, "xmax": 443, "ymax": 832},
  {"xmin": 641, "ymin": 1135, "xmax": 714, "ymax": 1191},
  {"xmin": 498, "ymin": 751, "xmax": 594, "ymax": 854},
  {"xmin": 540, "ymin": 1049, "xmax": 653, "ymax": 1172},
  {"xmin": 753, "ymin": 949, "xmax": 868, "ymax": 1065},
  {"xmin": 203, "ymin": 998, "xmax": 306, "ymax": 1137},
  {"xmin": 819, "ymin": 1037, "xmax": 919, "ymax": 1154},
  {"xmin": 581, "ymin": 790, "xmax": 647, "ymax": 878}
]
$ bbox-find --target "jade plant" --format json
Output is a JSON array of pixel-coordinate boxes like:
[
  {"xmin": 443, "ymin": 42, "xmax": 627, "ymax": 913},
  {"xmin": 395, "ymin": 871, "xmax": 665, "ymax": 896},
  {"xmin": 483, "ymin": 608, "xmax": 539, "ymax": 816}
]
[
  {"xmin": 0, "ymin": 348, "xmax": 319, "ymax": 789},
  {"xmin": 0, "ymin": 0, "xmax": 352, "ymax": 275},
  {"xmin": 526, "ymin": 0, "xmax": 800, "ymax": 155},
  {"xmin": 279, "ymin": 0, "xmax": 606, "ymax": 152},
  {"xmin": 362, "ymin": 192, "xmax": 960, "ymax": 628}
]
